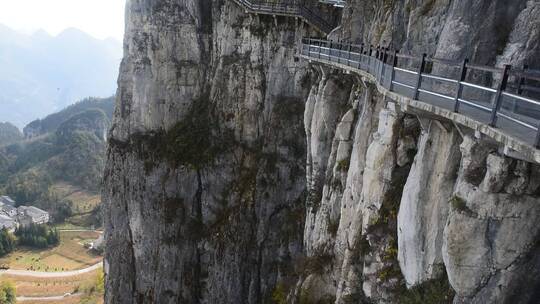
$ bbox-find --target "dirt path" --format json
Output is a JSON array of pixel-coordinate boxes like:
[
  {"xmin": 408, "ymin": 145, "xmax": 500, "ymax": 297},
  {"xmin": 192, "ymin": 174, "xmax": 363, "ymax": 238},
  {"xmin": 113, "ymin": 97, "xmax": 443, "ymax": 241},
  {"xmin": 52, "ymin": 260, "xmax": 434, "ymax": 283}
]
[
  {"xmin": 16, "ymin": 292, "xmax": 82, "ymax": 302},
  {"xmin": 0, "ymin": 262, "xmax": 102, "ymax": 278}
]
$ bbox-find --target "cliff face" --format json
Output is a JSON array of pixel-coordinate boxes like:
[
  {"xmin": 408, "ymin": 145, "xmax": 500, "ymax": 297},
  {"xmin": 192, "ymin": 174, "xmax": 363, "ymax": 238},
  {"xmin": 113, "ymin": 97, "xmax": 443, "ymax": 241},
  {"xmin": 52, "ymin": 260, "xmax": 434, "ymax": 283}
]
[
  {"xmin": 302, "ymin": 1, "xmax": 540, "ymax": 303},
  {"xmin": 104, "ymin": 1, "xmax": 314, "ymax": 303},
  {"xmin": 104, "ymin": 1, "xmax": 540, "ymax": 303}
]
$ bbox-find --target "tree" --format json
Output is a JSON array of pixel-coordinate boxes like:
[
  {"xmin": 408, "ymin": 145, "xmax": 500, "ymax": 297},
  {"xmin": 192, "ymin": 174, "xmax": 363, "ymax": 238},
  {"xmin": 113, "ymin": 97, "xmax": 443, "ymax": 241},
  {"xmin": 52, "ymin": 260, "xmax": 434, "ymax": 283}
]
[
  {"xmin": 0, "ymin": 229, "xmax": 15, "ymax": 257},
  {"xmin": 0, "ymin": 280, "xmax": 16, "ymax": 304},
  {"xmin": 15, "ymin": 224, "xmax": 59, "ymax": 248}
]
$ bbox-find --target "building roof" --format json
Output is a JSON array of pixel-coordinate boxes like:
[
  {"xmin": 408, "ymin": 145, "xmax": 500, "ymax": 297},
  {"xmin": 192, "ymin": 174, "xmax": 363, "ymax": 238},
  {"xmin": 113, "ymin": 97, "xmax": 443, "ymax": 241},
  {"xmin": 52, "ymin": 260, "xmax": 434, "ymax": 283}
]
[
  {"xmin": 0, "ymin": 204, "xmax": 17, "ymax": 214},
  {"xmin": 0, "ymin": 196, "xmax": 15, "ymax": 206},
  {"xmin": 0, "ymin": 214, "xmax": 15, "ymax": 223},
  {"xmin": 18, "ymin": 206, "xmax": 49, "ymax": 219}
]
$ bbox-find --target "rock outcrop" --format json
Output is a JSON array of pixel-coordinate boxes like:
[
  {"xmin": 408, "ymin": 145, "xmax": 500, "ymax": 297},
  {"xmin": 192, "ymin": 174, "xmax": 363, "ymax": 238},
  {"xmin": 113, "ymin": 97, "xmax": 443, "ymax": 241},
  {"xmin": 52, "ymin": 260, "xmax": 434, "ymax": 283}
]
[
  {"xmin": 104, "ymin": 1, "xmax": 540, "ymax": 303},
  {"xmin": 104, "ymin": 1, "xmax": 314, "ymax": 303}
]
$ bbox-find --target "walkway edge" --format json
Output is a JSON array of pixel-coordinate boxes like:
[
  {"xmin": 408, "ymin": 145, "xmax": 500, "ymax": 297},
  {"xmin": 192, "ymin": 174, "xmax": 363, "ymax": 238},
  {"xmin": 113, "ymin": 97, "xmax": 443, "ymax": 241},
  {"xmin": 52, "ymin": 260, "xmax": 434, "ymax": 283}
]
[{"xmin": 300, "ymin": 54, "xmax": 540, "ymax": 164}]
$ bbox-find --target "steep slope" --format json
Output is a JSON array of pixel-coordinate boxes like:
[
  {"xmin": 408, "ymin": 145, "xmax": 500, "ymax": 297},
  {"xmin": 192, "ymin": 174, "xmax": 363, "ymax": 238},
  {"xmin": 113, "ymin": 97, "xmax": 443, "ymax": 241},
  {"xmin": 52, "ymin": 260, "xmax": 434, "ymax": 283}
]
[
  {"xmin": 0, "ymin": 122, "xmax": 23, "ymax": 146},
  {"xmin": 104, "ymin": 1, "xmax": 540, "ymax": 304},
  {"xmin": 300, "ymin": 1, "xmax": 540, "ymax": 303},
  {"xmin": 1, "ymin": 103, "xmax": 112, "ymax": 202},
  {"xmin": 24, "ymin": 96, "xmax": 115, "ymax": 138},
  {"xmin": 103, "ymin": 1, "xmax": 318, "ymax": 303}
]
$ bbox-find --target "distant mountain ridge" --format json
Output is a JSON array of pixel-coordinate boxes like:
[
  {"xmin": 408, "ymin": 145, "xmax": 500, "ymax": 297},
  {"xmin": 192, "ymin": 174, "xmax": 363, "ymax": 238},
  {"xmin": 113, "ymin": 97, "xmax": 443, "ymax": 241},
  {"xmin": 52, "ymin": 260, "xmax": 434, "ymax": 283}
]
[
  {"xmin": 24, "ymin": 96, "xmax": 115, "ymax": 138},
  {"xmin": 0, "ymin": 24, "xmax": 122, "ymax": 128},
  {"xmin": 0, "ymin": 122, "xmax": 23, "ymax": 146},
  {"xmin": 0, "ymin": 96, "xmax": 114, "ymax": 202}
]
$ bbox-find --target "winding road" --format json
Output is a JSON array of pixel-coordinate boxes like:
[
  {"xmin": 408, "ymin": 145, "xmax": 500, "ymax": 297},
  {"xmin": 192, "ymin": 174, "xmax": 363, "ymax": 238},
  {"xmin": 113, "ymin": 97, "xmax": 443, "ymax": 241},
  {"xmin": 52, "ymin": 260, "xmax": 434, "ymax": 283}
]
[
  {"xmin": 0, "ymin": 229, "xmax": 104, "ymax": 301},
  {"xmin": 16, "ymin": 293, "xmax": 82, "ymax": 302},
  {"xmin": 2, "ymin": 262, "xmax": 102, "ymax": 302},
  {"xmin": 0, "ymin": 262, "xmax": 102, "ymax": 278}
]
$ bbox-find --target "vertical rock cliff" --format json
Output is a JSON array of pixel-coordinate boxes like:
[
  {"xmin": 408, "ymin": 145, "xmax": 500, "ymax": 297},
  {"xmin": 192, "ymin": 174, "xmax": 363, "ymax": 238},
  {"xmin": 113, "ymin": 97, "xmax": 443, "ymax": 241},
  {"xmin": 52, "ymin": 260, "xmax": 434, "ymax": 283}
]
[
  {"xmin": 104, "ymin": 0, "xmax": 540, "ymax": 303},
  {"xmin": 104, "ymin": 0, "xmax": 317, "ymax": 303},
  {"xmin": 300, "ymin": 1, "xmax": 540, "ymax": 303}
]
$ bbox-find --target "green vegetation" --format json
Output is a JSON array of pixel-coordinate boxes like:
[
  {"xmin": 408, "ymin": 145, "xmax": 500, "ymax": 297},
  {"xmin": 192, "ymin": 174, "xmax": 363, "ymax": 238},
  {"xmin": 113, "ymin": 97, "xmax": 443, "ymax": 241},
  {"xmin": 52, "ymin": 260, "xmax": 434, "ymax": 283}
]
[
  {"xmin": 0, "ymin": 98, "xmax": 111, "ymax": 227},
  {"xmin": 0, "ymin": 122, "xmax": 23, "ymax": 147},
  {"xmin": 15, "ymin": 224, "xmax": 60, "ymax": 249},
  {"xmin": 326, "ymin": 215, "xmax": 339, "ymax": 236},
  {"xmin": 397, "ymin": 273, "xmax": 455, "ymax": 304},
  {"xmin": 419, "ymin": 0, "xmax": 437, "ymax": 16},
  {"xmin": 336, "ymin": 159, "xmax": 350, "ymax": 172},
  {"xmin": 0, "ymin": 229, "xmax": 16, "ymax": 257},
  {"xmin": 0, "ymin": 230, "xmax": 102, "ymax": 272},
  {"xmin": 449, "ymin": 196, "xmax": 473, "ymax": 215},
  {"xmin": 4, "ymin": 169, "xmax": 52, "ymax": 204},
  {"xmin": 271, "ymin": 283, "xmax": 288, "ymax": 304},
  {"xmin": 79, "ymin": 270, "xmax": 105, "ymax": 304},
  {"xmin": 378, "ymin": 264, "xmax": 402, "ymax": 281},
  {"xmin": 300, "ymin": 250, "xmax": 334, "ymax": 276},
  {"xmin": 24, "ymin": 96, "xmax": 114, "ymax": 137},
  {"xmin": 351, "ymin": 235, "xmax": 371, "ymax": 260},
  {"xmin": 0, "ymin": 280, "xmax": 16, "ymax": 304},
  {"xmin": 119, "ymin": 97, "xmax": 231, "ymax": 171}
]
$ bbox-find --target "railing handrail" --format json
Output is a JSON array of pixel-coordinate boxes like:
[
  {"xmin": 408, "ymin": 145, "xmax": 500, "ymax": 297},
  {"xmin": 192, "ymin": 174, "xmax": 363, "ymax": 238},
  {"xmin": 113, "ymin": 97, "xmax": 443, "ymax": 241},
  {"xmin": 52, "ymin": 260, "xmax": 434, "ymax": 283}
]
[
  {"xmin": 300, "ymin": 38, "xmax": 540, "ymax": 149},
  {"xmin": 230, "ymin": 0, "xmax": 337, "ymax": 34}
]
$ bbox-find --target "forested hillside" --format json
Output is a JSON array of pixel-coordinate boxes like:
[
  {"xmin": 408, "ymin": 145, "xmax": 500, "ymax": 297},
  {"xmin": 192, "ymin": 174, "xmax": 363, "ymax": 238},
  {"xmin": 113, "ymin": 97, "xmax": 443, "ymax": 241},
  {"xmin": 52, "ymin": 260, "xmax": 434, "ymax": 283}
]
[
  {"xmin": 0, "ymin": 122, "xmax": 23, "ymax": 146},
  {"xmin": 0, "ymin": 96, "xmax": 113, "ymax": 225},
  {"xmin": 24, "ymin": 96, "xmax": 114, "ymax": 138}
]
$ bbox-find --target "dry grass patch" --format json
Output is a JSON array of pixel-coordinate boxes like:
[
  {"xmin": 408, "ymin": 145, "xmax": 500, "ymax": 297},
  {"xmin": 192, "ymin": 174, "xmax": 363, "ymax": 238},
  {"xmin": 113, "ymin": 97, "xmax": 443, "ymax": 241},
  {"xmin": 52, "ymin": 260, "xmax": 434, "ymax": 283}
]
[
  {"xmin": 21, "ymin": 295, "xmax": 84, "ymax": 304},
  {"xmin": 2, "ymin": 270, "xmax": 101, "ymax": 297},
  {"xmin": 51, "ymin": 182, "xmax": 101, "ymax": 214},
  {"xmin": 0, "ymin": 231, "xmax": 102, "ymax": 271}
]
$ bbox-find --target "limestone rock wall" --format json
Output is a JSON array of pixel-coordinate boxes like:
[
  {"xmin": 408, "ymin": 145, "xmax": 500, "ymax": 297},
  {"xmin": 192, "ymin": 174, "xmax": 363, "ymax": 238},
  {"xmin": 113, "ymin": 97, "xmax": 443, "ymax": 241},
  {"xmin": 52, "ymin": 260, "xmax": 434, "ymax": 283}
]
[
  {"xmin": 104, "ymin": 1, "xmax": 317, "ymax": 303},
  {"xmin": 104, "ymin": 0, "xmax": 540, "ymax": 303},
  {"xmin": 301, "ymin": 71, "xmax": 540, "ymax": 304},
  {"xmin": 296, "ymin": 1, "xmax": 540, "ymax": 303}
]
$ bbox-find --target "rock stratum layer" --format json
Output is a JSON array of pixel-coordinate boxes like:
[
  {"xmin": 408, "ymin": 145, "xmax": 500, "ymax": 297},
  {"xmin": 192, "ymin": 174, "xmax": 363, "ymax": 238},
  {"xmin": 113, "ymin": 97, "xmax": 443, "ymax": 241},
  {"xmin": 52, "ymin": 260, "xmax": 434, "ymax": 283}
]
[{"xmin": 104, "ymin": 0, "xmax": 540, "ymax": 303}]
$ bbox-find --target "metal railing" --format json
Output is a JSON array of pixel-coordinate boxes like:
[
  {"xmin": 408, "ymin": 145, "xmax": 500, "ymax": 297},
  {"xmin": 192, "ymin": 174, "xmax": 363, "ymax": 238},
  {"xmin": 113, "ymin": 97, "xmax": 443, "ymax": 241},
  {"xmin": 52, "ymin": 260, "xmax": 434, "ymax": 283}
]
[
  {"xmin": 319, "ymin": 0, "xmax": 346, "ymax": 7},
  {"xmin": 230, "ymin": 0, "xmax": 337, "ymax": 34},
  {"xmin": 300, "ymin": 38, "xmax": 540, "ymax": 148}
]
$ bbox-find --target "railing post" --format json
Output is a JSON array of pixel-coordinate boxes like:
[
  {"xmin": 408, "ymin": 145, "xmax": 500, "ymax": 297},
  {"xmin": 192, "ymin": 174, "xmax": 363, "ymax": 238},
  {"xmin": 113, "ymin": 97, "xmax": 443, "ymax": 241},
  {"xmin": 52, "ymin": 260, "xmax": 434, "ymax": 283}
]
[
  {"xmin": 413, "ymin": 53, "xmax": 427, "ymax": 100},
  {"xmin": 389, "ymin": 50, "xmax": 399, "ymax": 91},
  {"xmin": 513, "ymin": 64, "xmax": 528, "ymax": 113},
  {"xmin": 535, "ymin": 122, "xmax": 540, "ymax": 148},
  {"xmin": 378, "ymin": 48, "xmax": 387, "ymax": 83},
  {"xmin": 347, "ymin": 43, "xmax": 352, "ymax": 66},
  {"xmin": 490, "ymin": 64, "xmax": 511, "ymax": 127},
  {"xmin": 328, "ymin": 40, "xmax": 333, "ymax": 61},
  {"xmin": 517, "ymin": 64, "xmax": 528, "ymax": 95},
  {"xmin": 453, "ymin": 59, "xmax": 469, "ymax": 113}
]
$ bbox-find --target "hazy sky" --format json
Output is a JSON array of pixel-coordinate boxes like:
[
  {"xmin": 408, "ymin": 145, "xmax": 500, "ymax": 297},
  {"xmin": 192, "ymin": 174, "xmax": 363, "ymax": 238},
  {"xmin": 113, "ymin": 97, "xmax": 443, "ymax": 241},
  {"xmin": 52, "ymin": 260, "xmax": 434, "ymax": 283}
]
[{"xmin": 0, "ymin": 0, "xmax": 126, "ymax": 41}]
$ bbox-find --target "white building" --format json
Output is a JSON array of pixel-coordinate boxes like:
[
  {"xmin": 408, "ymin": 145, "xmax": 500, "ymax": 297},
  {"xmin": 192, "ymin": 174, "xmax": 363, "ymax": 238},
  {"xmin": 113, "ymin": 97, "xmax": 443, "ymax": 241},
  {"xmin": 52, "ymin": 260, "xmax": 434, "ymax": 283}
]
[
  {"xmin": 17, "ymin": 206, "xmax": 50, "ymax": 226},
  {"xmin": 0, "ymin": 196, "xmax": 15, "ymax": 206},
  {"xmin": 0, "ymin": 214, "xmax": 17, "ymax": 231},
  {"xmin": 0, "ymin": 204, "xmax": 17, "ymax": 217}
]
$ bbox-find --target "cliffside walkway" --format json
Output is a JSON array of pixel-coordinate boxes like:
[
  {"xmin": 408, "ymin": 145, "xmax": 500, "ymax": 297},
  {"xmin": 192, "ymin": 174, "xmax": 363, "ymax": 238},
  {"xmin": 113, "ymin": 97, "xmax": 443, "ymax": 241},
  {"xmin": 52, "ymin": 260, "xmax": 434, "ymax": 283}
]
[
  {"xmin": 299, "ymin": 38, "xmax": 540, "ymax": 159},
  {"xmin": 230, "ymin": 0, "xmax": 337, "ymax": 34}
]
